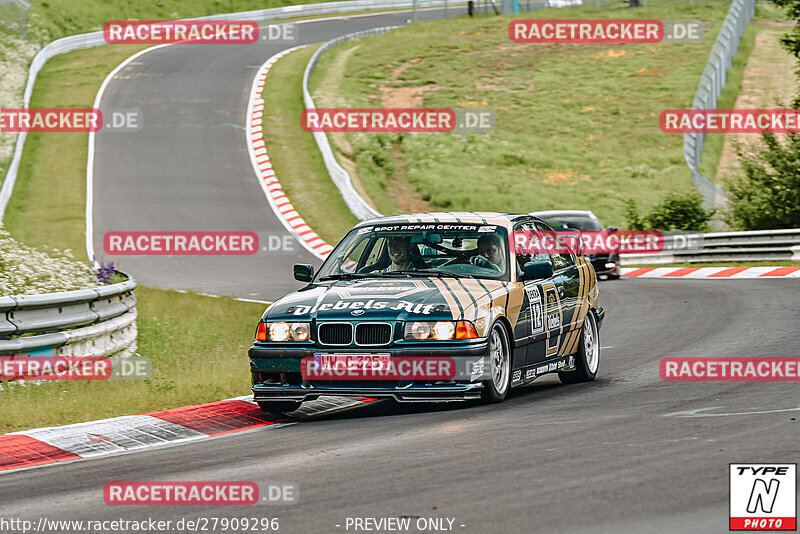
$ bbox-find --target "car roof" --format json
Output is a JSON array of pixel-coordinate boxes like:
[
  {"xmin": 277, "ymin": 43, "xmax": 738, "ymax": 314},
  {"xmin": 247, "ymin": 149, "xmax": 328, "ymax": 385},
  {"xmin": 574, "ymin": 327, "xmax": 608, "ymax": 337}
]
[
  {"xmin": 530, "ymin": 209, "xmax": 599, "ymax": 220},
  {"xmin": 355, "ymin": 212, "xmax": 539, "ymax": 228}
]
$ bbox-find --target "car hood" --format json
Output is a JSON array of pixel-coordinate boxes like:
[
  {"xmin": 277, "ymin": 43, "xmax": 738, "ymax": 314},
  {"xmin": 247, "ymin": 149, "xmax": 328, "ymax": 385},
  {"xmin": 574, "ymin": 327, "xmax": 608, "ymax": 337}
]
[{"xmin": 266, "ymin": 277, "xmax": 474, "ymax": 322}]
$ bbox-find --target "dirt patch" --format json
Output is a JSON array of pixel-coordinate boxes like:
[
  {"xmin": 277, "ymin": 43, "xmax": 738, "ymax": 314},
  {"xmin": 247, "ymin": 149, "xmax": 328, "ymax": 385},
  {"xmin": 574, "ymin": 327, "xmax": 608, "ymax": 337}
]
[
  {"xmin": 384, "ymin": 140, "xmax": 430, "ymax": 213},
  {"xmin": 716, "ymin": 27, "xmax": 796, "ymax": 184}
]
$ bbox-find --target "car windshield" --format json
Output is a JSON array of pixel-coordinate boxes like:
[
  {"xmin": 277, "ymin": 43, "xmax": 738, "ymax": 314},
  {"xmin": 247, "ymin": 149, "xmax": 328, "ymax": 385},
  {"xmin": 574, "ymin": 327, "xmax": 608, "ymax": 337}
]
[
  {"xmin": 316, "ymin": 223, "xmax": 511, "ymax": 281},
  {"xmin": 543, "ymin": 216, "xmax": 604, "ymax": 231}
]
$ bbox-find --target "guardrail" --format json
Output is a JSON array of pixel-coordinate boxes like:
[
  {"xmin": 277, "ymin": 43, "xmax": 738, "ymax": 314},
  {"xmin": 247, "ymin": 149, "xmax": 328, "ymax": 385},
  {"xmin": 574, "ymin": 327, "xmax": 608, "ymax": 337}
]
[
  {"xmin": 621, "ymin": 228, "xmax": 800, "ymax": 265},
  {"xmin": 302, "ymin": 27, "xmax": 403, "ymax": 221},
  {"xmin": 0, "ymin": 275, "xmax": 137, "ymax": 357},
  {"xmin": 684, "ymin": 0, "xmax": 755, "ymax": 210}
]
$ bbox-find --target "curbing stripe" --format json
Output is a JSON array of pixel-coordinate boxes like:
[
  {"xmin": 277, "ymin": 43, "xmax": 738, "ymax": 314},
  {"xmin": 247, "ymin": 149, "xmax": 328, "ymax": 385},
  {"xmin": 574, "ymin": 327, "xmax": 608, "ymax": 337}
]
[
  {"xmin": 621, "ymin": 266, "xmax": 800, "ymax": 278},
  {"xmin": 0, "ymin": 396, "xmax": 377, "ymax": 474},
  {"xmin": 245, "ymin": 47, "xmax": 334, "ymax": 261}
]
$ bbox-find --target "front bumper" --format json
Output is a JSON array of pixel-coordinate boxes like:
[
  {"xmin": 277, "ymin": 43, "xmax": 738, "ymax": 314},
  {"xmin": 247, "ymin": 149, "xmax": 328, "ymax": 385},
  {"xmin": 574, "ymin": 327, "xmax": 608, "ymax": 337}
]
[
  {"xmin": 250, "ymin": 341, "xmax": 488, "ymax": 402},
  {"xmin": 589, "ymin": 254, "xmax": 620, "ymax": 277}
]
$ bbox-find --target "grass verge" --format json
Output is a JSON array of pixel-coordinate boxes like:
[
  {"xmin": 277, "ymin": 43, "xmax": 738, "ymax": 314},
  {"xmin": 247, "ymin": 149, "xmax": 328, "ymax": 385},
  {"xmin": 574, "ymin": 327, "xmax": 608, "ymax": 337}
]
[
  {"xmin": 0, "ymin": 287, "xmax": 263, "ymax": 434},
  {"xmin": 261, "ymin": 45, "xmax": 360, "ymax": 245},
  {"xmin": 310, "ymin": 1, "xmax": 768, "ymax": 228},
  {"xmin": 1, "ymin": 43, "xmax": 267, "ymax": 433}
]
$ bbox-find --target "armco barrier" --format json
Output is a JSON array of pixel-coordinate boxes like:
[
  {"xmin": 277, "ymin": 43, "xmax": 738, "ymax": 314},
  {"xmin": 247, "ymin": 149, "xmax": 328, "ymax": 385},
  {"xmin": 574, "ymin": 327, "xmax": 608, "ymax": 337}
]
[
  {"xmin": 0, "ymin": 275, "xmax": 137, "ymax": 357},
  {"xmin": 302, "ymin": 27, "xmax": 402, "ymax": 221},
  {"xmin": 0, "ymin": 0, "xmax": 467, "ymax": 221},
  {"xmin": 684, "ymin": 0, "xmax": 755, "ymax": 210},
  {"xmin": 621, "ymin": 228, "xmax": 800, "ymax": 265}
]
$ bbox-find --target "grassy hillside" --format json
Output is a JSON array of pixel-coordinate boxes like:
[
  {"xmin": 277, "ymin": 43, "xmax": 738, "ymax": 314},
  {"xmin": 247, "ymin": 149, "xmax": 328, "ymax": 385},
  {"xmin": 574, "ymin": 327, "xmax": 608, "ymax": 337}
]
[{"xmin": 310, "ymin": 1, "xmax": 768, "ymax": 227}]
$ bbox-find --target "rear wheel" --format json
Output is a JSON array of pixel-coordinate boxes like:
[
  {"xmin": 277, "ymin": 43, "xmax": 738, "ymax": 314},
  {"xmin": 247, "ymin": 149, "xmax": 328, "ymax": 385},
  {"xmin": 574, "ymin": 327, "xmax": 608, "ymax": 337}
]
[
  {"xmin": 257, "ymin": 400, "xmax": 302, "ymax": 413},
  {"xmin": 481, "ymin": 322, "xmax": 512, "ymax": 403},
  {"xmin": 558, "ymin": 311, "xmax": 599, "ymax": 384}
]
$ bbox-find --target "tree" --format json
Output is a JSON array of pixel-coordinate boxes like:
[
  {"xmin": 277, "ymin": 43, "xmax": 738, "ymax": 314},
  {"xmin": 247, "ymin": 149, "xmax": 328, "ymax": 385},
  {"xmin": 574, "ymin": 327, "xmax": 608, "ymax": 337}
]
[
  {"xmin": 724, "ymin": 0, "xmax": 800, "ymax": 229},
  {"xmin": 725, "ymin": 133, "xmax": 800, "ymax": 229}
]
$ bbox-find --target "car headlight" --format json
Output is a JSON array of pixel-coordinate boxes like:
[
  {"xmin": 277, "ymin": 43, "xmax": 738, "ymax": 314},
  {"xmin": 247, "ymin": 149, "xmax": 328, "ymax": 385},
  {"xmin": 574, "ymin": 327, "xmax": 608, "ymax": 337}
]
[
  {"xmin": 404, "ymin": 320, "xmax": 478, "ymax": 340},
  {"xmin": 257, "ymin": 322, "xmax": 311, "ymax": 342}
]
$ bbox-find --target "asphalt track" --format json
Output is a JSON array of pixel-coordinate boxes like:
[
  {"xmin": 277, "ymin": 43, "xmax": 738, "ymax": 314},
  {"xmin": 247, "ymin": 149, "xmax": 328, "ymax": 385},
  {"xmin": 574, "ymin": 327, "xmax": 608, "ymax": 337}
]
[
  {"xmin": 2, "ymin": 280, "xmax": 799, "ymax": 533},
  {"xmin": 91, "ymin": 9, "xmax": 454, "ymax": 300}
]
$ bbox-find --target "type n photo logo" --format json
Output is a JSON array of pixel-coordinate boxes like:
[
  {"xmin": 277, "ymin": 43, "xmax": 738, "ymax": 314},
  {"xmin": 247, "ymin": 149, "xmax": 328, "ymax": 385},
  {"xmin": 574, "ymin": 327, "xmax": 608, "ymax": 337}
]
[{"xmin": 730, "ymin": 464, "xmax": 796, "ymax": 531}]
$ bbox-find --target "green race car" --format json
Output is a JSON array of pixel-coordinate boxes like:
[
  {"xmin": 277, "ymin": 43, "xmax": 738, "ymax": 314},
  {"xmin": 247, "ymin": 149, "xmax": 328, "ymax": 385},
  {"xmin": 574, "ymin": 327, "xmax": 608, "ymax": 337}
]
[{"xmin": 249, "ymin": 212, "xmax": 605, "ymax": 413}]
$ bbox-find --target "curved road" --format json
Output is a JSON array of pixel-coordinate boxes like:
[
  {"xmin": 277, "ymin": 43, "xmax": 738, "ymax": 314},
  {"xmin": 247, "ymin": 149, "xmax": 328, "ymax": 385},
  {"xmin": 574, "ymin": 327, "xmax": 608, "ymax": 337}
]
[
  {"xmin": 3, "ymin": 280, "xmax": 799, "ymax": 532},
  {"xmin": 91, "ymin": 10, "xmax": 450, "ymax": 300}
]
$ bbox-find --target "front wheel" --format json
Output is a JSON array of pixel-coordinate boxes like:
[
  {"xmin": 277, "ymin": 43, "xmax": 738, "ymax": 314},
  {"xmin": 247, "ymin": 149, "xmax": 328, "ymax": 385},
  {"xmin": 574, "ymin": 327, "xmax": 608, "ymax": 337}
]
[
  {"xmin": 481, "ymin": 322, "xmax": 512, "ymax": 403},
  {"xmin": 558, "ymin": 311, "xmax": 600, "ymax": 384},
  {"xmin": 257, "ymin": 400, "xmax": 302, "ymax": 413}
]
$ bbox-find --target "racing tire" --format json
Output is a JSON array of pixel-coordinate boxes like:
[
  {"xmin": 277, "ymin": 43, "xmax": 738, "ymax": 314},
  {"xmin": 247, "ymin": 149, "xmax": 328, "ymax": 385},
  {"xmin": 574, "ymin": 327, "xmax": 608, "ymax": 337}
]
[
  {"xmin": 558, "ymin": 311, "xmax": 599, "ymax": 384},
  {"xmin": 481, "ymin": 322, "xmax": 512, "ymax": 403},
  {"xmin": 257, "ymin": 400, "xmax": 302, "ymax": 413}
]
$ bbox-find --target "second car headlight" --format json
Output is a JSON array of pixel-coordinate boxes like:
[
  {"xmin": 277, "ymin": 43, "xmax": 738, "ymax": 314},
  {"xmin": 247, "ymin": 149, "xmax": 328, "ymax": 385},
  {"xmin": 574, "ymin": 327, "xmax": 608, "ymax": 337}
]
[
  {"xmin": 267, "ymin": 322, "xmax": 310, "ymax": 341},
  {"xmin": 404, "ymin": 320, "xmax": 476, "ymax": 340}
]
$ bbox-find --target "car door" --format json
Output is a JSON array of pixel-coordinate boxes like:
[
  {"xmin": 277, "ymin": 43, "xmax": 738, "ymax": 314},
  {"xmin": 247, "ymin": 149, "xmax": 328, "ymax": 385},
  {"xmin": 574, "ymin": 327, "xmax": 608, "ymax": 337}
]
[
  {"xmin": 512, "ymin": 221, "xmax": 555, "ymax": 367},
  {"xmin": 534, "ymin": 221, "xmax": 579, "ymax": 360}
]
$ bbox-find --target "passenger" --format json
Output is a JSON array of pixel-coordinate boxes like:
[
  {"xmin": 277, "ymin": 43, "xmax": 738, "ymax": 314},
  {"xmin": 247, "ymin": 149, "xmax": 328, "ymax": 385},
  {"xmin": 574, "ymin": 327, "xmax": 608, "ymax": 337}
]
[{"xmin": 470, "ymin": 234, "xmax": 506, "ymax": 273}]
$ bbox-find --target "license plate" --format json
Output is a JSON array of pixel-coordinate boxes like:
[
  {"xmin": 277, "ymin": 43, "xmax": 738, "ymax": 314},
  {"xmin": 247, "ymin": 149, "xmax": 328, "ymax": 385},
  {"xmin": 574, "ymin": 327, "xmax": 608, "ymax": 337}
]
[{"xmin": 313, "ymin": 353, "xmax": 391, "ymax": 371}]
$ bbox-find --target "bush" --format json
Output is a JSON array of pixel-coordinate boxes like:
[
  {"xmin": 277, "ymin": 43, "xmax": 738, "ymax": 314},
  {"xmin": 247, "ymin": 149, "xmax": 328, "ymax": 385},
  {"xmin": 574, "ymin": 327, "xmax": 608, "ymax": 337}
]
[
  {"xmin": 624, "ymin": 190, "xmax": 715, "ymax": 231},
  {"xmin": 0, "ymin": 226, "xmax": 100, "ymax": 295}
]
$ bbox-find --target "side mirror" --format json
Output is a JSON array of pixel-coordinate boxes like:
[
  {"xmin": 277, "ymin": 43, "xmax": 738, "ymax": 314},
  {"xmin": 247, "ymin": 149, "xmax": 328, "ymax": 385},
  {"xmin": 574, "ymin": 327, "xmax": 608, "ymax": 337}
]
[
  {"xmin": 293, "ymin": 264, "xmax": 314, "ymax": 282},
  {"xmin": 522, "ymin": 261, "xmax": 553, "ymax": 281},
  {"xmin": 607, "ymin": 226, "xmax": 618, "ymax": 232}
]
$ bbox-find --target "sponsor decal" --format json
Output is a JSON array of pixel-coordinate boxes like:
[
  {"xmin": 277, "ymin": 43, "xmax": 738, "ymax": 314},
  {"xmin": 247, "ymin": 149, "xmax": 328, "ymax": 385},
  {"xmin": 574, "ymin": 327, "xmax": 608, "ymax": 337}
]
[
  {"xmin": 302, "ymin": 355, "xmax": 457, "ymax": 381},
  {"xmin": 335, "ymin": 280, "xmax": 429, "ymax": 300},
  {"xmin": 730, "ymin": 464, "xmax": 796, "ymax": 530},
  {"xmin": 660, "ymin": 358, "xmax": 800, "ymax": 381},
  {"xmin": 470, "ymin": 359, "xmax": 486, "ymax": 381},
  {"xmin": 567, "ymin": 355, "xmax": 575, "ymax": 367},
  {"xmin": 512, "ymin": 369, "xmax": 522, "ymax": 382},
  {"xmin": 103, "ymin": 21, "xmax": 259, "ymax": 44},
  {"xmin": 525, "ymin": 368, "xmax": 537, "ymax": 380},
  {"xmin": 546, "ymin": 292, "xmax": 561, "ymax": 331},
  {"xmin": 0, "ymin": 108, "xmax": 102, "ymax": 132},
  {"xmin": 104, "ymin": 481, "xmax": 298, "ymax": 505},
  {"xmin": 661, "ymin": 109, "xmax": 800, "ymax": 133},
  {"xmin": 292, "ymin": 299, "xmax": 436, "ymax": 316},
  {"xmin": 536, "ymin": 364, "xmax": 549, "ymax": 375},
  {"xmin": 525, "ymin": 284, "xmax": 544, "ymax": 335}
]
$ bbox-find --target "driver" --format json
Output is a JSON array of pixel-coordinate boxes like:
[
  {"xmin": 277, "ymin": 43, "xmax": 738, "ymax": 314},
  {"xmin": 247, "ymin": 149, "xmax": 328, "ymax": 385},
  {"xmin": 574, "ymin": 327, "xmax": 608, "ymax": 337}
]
[
  {"xmin": 470, "ymin": 234, "xmax": 506, "ymax": 273},
  {"xmin": 384, "ymin": 236, "xmax": 417, "ymax": 272}
]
